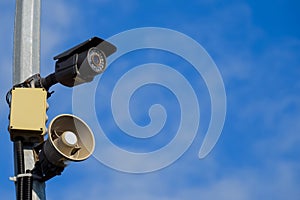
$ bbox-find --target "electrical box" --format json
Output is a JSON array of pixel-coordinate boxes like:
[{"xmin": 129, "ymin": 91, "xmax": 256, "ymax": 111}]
[{"xmin": 9, "ymin": 88, "xmax": 48, "ymax": 143}]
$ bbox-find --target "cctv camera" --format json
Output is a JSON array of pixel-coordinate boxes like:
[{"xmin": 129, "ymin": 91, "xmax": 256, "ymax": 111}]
[{"xmin": 42, "ymin": 37, "xmax": 116, "ymax": 90}]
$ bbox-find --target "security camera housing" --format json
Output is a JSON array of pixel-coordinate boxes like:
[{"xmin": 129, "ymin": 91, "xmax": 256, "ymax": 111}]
[
  {"xmin": 42, "ymin": 37, "xmax": 116, "ymax": 89},
  {"xmin": 54, "ymin": 37, "xmax": 116, "ymax": 87}
]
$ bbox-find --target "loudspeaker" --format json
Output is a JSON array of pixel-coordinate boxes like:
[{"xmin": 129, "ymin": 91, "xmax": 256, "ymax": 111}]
[{"xmin": 42, "ymin": 114, "xmax": 95, "ymax": 167}]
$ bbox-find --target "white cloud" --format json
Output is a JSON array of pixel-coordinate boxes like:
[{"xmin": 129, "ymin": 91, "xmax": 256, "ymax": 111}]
[
  {"xmin": 45, "ymin": 152, "xmax": 300, "ymax": 200},
  {"xmin": 1, "ymin": 1, "xmax": 300, "ymax": 200},
  {"xmin": 41, "ymin": 0, "xmax": 80, "ymax": 61}
]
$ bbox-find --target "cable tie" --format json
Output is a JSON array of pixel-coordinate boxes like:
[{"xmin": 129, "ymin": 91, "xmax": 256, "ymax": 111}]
[{"xmin": 9, "ymin": 173, "xmax": 32, "ymax": 182}]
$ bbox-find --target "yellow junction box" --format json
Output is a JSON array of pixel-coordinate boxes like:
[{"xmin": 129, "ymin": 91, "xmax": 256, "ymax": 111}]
[{"xmin": 9, "ymin": 88, "xmax": 47, "ymax": 143}]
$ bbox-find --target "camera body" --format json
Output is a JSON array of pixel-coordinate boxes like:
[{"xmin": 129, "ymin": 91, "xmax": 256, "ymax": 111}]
[{"xmin": 52, "ymin": 37, "xmax": 116, "ymax": 87}]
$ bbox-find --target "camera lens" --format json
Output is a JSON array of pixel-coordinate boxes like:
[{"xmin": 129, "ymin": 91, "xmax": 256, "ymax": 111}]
[
  {"xmin": 91, "ymin": 54, "xmax": 101, "ymax": 67},
  {"xmin": 87, "ymin": 47, "xmax": 106, "ymax": 74}
]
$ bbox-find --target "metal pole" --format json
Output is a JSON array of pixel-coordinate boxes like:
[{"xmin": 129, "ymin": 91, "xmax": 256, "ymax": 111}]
[
  {"xmin": 13, "ymin": 0, "xmax": 45, "ymax": 199},
  {"xmin": 13, "ymin": 0, "xmax": 40, "ymax": 84}
]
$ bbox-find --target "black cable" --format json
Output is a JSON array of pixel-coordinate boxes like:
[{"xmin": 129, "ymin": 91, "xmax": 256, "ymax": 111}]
[
  {"xmin": 14, "ymin": 141, "xmax": 32, "ymax": 200},
  {"xmin": 6, "ymin": 89, "xmax": 12, "ymax": 105},
  {"xmin": 14, "ymin": 141, "xmax": 24, "ymax": 176},
  {"xmin": 24, "ymin": 170, "xmax": 33, "ymax": 200},
  {"xmin": 14, "ymin": 141, "xmax": 25, "ymax": 200}
]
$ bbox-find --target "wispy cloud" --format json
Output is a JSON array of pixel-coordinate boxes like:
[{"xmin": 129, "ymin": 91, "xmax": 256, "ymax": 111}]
[{"xmin": 1, "ymin": 0, "xmax": 299, "ymax": 199}]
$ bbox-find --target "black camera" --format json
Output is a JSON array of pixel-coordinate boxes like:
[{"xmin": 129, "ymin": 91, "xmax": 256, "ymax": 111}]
[{"xmin": 42, "ymin": 37, "xmax": 116, "ymax": 89}]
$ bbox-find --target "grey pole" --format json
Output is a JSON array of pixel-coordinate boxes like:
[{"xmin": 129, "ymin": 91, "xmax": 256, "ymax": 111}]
[{"xmin": 13, "ymin": 0, "xmax": 45, "ymax": 199}]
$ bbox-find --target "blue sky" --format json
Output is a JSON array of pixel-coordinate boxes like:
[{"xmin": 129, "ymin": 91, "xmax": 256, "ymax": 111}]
[{"xmin": 0, "ymin": 0, "xmax": 300, "ymax": 199}]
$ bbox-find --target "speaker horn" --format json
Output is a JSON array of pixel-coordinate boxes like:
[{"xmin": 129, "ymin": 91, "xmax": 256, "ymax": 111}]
[{"xmin": 42, "ymin": 114, "xmax": 95, "ymax": 167}]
